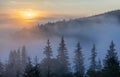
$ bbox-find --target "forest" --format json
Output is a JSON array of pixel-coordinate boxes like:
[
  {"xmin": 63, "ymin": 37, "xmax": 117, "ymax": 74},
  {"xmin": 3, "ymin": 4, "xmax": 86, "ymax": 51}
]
[{"xmin": 0, "ymin": 36, "xmax": 119, "ymax": 77}]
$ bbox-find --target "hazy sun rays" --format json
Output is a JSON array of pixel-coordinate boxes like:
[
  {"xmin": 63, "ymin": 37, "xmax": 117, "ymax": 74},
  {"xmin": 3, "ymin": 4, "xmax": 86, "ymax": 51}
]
[
  {"xmin": 8, "ymin": 9, "xmax": 47, "ymax": 27},
  {"xmin": 1, "ymin": 8, "xmax": 49, "ymax": 28},
  {"xmin": 18, "ymin": 9, "xmax": 39, "ymax": 20}
]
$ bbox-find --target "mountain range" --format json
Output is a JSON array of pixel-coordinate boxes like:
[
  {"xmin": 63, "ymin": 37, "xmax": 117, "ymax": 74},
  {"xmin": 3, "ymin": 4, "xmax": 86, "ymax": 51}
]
[{"xmin": 14, "ymin": 10, "xmax": 120, "ymax": 43}]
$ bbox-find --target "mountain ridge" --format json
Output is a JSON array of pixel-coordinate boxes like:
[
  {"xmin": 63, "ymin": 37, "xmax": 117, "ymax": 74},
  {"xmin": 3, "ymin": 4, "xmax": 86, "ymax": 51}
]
[{"xmin": 14, "ymin": 10, "xmax": 120, "ymax": 40}]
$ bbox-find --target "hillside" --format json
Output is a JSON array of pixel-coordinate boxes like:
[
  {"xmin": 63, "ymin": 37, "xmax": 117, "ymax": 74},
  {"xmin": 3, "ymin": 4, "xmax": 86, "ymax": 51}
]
[{"xmin": 14, "ymin": 10, "xmax": 120, "ymax": 42}]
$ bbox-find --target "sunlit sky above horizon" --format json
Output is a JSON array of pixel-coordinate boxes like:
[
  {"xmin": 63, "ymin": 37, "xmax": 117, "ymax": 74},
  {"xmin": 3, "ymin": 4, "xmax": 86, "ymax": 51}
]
[
  {"xmin": 0, "ymin": 0, "xmax": 120, "ymax": 29},
  {"xmin": 1, "ymin": 0, "xmax": 120, "ymax": 15}
]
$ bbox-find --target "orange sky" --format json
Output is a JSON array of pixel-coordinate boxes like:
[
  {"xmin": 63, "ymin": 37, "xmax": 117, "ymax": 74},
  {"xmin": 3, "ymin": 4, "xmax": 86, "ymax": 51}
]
[{"xmin": 0, "ymin": 0, "xmax": 120, "ymax": 29}]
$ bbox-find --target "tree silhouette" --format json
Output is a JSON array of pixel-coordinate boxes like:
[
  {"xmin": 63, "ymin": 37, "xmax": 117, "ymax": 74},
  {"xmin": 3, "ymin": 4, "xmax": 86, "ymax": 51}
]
[
  {"xmin": 57, "ymin": 36, "xmax": 70, "ymax": 77},
  {"xmin": 74, "ymin": 42, "xmax": 85, "ymax": 77},
  {"xmin": 87, "ymin": 44, "xmax": 97, "ymax": 77},
  {"xmin": 90, "ymin": 44, "xmax": 97, "ymax": 71},
  {"xmin": 41, "ymin": 39, "xmax": 53, "ymax": 77},
  {"xmin": 102, "ymin": 41, "xmax": 120, "ymax": 77}
]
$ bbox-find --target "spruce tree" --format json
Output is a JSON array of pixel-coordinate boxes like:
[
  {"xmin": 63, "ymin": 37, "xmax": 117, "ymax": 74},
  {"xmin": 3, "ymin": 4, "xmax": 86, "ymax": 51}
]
[
  {"xmin": 57, "ymin": 36, "xmax": 69, "ymax": 76},
  {"xmin": 90, "ymin": 44, "xmax": 97, "ymax": 71},
  {"xmin": 43, "ymin": 39, "xmax": 52, "ymax": 59},
  {"xmin": 87, "ymin": 44, "xmax": 97, "ymax": 77},
  {"xmin": 103, "ymin": 41, "xmax": 120, "ymax": 77},
  {"xmin": 42, "ymin": 39, "xmax": 53, "ymax": 77},
  {"xmin": 74, "ymin": 42, "xmax": 85, "ymax": 77}
]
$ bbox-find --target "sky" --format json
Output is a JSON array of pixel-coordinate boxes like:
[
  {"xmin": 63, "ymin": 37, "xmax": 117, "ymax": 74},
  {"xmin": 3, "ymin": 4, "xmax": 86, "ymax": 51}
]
[
  {"xmin": 0, "ymin": 0, "xmax": 120, "ymax": 15},
  {"xmin": 0, "ymin": 0, "xmax": 120, "ymax": 29}
]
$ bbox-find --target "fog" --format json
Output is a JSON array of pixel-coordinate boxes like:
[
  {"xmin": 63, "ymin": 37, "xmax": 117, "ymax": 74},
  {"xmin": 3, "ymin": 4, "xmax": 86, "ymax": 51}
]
[{"xmin": 0, "ymin": 10, "xmax": 120, "ymax": 69}]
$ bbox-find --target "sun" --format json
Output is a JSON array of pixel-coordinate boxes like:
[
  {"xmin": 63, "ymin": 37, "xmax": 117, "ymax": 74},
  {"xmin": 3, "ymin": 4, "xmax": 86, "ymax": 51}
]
[
  {"xmin": 18, "ymin": 9, "xmax": 38, "ymax": 20},
  {"xmin": 26, "ymin": 12, "xmax": 32, "ymax": 17},
  {"xmin": 15, "ymin": 9, "xmax": 47, "ymax": 24}
]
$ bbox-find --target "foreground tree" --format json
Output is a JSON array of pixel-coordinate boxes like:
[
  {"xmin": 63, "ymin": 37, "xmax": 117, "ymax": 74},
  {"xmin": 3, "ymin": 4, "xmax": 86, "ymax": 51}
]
[
  {"xmin": 89, "ymin": 44, "xmax": 97, "ymax": 71},
  {"xmin": 87, "ymin": 44, "xmax": 97, "ymax": 77},
  {"xmin": 41, "ymin": 39, "xmax": 53, "ymax": 77},
  {"xmin": 57, "ymin": 36, "xmax": 70, "ymax": 77},
  {"xmin": 74, "ymin": 42, "xmax": 85, "ymax": 77},
  {"xmin": 102, "ymin": 41, "xmax": 120, "ymax": 77}
]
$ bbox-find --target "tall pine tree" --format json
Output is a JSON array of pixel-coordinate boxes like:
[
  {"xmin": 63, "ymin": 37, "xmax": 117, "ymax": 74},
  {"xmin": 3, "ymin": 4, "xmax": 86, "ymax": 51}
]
[
  {"xmin": 41, "ymin": 39, "xmax": 53, "ymax": 77},
  {"xmin": 74, "ymin": 42, "xmax": 85, "ymax": 77},
  {"xmin": 57, "ymin": 36, "xmax": 70, "ymax": 77},
  {"xmin": 102, "ymin": 41, "xmax": 120, "ymax": 77},
  {"xmin": 90, "ymin": 44, "xmax": 97, "ymax": 71},
  {"xmin": 87, "ymin": 44, "xmax": 97, "ymax": 77}
]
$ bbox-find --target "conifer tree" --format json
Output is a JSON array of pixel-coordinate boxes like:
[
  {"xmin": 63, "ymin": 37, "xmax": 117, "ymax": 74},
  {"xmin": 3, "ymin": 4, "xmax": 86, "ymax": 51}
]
[
  {"xmin": 57, "ymin": 36, "xmax": 70, "ymax": 76},
  {"xmin": 87, "ymin": 44, "xmax": 97, "ymax": 77},
  {"xmin": 41, "ymin": 39, "xmax": 53, "ymax": 77},
  {"xmin": 90, "ymin": 44, "xmax": 97, "ymax": 71},
  {"xmin": 103, "ymin": 41, "xmax": 120, "ymax": 77},
  {"xmin": 43, "ymin": 39, "xmax": 52, "ymax": 59},
  {"xmin": 74, "ymin": 42, "xmax": 85, "ymax": 77}
]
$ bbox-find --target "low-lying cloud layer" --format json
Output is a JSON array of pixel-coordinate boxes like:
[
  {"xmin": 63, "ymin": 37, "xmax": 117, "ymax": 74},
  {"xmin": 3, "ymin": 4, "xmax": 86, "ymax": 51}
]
[{"xmin": 0, "ymin": 10, "xmax": 120, "ymax": 67}]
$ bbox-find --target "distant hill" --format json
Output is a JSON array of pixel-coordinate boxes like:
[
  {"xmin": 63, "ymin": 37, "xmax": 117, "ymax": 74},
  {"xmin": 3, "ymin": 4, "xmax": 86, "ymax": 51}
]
[{"xmin": 14, "ymin": 10, "xmax": 120, "ymax": 42}]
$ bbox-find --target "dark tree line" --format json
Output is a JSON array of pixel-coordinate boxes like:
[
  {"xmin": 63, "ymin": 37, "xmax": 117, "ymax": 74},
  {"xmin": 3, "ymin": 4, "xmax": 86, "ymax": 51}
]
[{"xmin": 0, "ymin": 37, "xmax": 120, "ymax": 77}]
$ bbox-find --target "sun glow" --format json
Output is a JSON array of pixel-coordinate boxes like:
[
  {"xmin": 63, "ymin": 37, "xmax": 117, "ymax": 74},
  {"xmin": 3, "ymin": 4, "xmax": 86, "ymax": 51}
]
[
  {"xmin": 18, "ymin": 9, "xmax": 39, "ymax": 20},
  {"xmin": 11, "ymin": 9, "xmax": 48, "ymax": 26}
]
